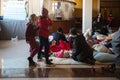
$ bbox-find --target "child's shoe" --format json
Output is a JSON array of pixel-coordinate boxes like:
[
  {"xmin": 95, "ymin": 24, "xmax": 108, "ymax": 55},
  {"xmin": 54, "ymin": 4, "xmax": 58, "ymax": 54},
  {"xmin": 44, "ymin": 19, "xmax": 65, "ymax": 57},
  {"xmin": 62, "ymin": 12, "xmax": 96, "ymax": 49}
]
[
  {"xmin": 45, "ymin": 60, "xmax": 53, "ymax": 65},
  {"xmin": 28, "ymin": 57, "xmax": 37, "ymax": 67}
]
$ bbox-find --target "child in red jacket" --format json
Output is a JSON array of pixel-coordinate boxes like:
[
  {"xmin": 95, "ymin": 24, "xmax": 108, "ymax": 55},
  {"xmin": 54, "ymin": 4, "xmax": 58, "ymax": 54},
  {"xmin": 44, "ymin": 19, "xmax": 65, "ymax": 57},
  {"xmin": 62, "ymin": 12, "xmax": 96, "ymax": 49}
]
[
  {"xmin": 25, "ymin": 14, "xmax": 39, "ymax": 66},
  {"xmin": 37, "ymin": 8, "xmax": 53, "ymax": 65}
]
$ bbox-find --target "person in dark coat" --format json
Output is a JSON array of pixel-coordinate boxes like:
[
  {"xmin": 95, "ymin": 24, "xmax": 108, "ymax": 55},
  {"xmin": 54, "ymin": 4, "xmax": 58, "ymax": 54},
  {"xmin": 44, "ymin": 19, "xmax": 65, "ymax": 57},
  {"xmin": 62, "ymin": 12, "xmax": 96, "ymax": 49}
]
[
  {"xmin": 51, "ymin": 27, "xmax": 68, "ymax": 45},
  {"xmin": 92, "ymin": 13, "xmax": 104, "ymax": 33},
  {"xmin": 69, "ymin": 28, "xmax": 95, "ymax": 65}
]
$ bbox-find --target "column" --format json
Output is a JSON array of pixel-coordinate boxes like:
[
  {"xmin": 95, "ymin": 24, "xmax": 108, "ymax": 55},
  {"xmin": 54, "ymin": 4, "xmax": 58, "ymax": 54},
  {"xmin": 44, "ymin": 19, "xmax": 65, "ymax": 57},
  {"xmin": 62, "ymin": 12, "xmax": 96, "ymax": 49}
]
[
  {"xmin": 0, "ymin": 0, "xmax": 2, "ymax": 16},
  {"xmin": 82, "ymin": 0, "xmax": 92, "ymax": 34},
  {"xmin": 29, "ymin": 0, "xmax": 43, "ymax": 16}
]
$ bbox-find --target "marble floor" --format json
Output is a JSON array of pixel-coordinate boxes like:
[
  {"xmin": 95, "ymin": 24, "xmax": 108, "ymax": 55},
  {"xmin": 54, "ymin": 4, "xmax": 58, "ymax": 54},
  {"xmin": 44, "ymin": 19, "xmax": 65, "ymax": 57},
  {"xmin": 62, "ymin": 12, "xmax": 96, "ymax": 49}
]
[{"xmin": 0, "ymin": 40, "xmax": 119, "ymax": 80}]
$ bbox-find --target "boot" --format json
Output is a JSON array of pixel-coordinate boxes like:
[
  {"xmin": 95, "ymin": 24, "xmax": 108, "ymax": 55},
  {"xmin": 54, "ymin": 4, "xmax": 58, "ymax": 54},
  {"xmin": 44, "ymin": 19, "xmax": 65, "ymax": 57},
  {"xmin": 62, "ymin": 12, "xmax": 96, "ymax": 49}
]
[
  {"xmin": 45, "ymin": 59, "xmax": 53, "ymax": 65},
  {"xmin": 28, "ymin": 57, "xmax": 36, "ymax": 66},
  {"xmin": 37, "ymin": 51, "xmax": 44, "ymax": 61}
]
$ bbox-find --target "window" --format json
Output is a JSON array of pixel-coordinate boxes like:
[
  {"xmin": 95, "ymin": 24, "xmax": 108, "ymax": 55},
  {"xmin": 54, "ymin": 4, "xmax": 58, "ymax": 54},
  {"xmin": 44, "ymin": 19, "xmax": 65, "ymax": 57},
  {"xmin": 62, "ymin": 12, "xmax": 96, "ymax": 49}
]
[{"xmin": 1, "ymin": 0, "xmax": 28, "ymax": 20}]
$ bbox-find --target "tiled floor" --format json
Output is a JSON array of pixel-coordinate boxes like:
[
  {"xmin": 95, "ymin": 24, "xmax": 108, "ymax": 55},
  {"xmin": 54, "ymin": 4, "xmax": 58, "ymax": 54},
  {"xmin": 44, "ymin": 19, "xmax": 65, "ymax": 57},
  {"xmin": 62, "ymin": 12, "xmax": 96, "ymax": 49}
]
[
  {"xmin": 0, "ymin": 68, "xmax": 116, "ymax": 78},
  {"xmin": 0, "ymin": 40, "xmax": 119, "ymax": 80}
]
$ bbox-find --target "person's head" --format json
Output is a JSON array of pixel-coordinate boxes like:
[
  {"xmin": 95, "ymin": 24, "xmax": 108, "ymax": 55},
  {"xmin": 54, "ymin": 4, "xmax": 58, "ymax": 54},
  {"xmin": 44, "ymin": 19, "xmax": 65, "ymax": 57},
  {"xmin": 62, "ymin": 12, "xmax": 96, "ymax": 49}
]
[
  {"xmin": 98, "ymin": 12, "xmax": 102, "ymax": 18},
  {"xmin": 109, "ymin": 13, "xmax": 112, "ymax": 17},
  {"xmin": 29, "ymin": 14, "xmax": 37, "ymax": 25},
  {"xmin": 69, "ymin": 28, "xmax": 77, "ymax": 37},
  {"xmin": 42, "ymin": 8, "xmax": 48, "ymax": 17},
  {"xmin": 57, "ymin": 27, "xmax": 63, "ymax": 33}
]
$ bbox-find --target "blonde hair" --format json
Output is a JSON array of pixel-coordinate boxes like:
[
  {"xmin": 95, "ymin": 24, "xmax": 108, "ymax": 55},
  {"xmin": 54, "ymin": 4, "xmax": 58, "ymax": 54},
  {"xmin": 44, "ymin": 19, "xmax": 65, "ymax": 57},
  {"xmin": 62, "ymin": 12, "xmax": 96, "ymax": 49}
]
[{"xmin": 29, "ymin": 14, "xmax": 36, "ymax": 24}]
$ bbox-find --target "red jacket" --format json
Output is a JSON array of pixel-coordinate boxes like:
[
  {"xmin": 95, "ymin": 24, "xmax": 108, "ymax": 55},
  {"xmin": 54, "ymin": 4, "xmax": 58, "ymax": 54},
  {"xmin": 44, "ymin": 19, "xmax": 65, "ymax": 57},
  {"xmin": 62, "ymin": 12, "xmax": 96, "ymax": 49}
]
[
  {"xmin": 25, "ymin": 23, "xmax": 39, "ymax": 41},
  {"xmin": 38, "ymin": 17, "xmax": 52, "ymax": 38},
  {"xmin": 50, "ymin": 40, "xmax": 71, "ymax": 52}
]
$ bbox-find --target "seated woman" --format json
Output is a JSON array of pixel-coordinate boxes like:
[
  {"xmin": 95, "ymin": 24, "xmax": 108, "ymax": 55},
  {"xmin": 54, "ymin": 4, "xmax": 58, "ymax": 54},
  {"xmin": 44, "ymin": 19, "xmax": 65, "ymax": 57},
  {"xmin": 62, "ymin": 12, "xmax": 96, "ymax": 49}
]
[
  {"xmin": 68, "ymin": 28, "xmax": 115, "ymax": 64},
  {"xmin": 69, "ymin": 27, "xmax": 95, "ymax": 65}
]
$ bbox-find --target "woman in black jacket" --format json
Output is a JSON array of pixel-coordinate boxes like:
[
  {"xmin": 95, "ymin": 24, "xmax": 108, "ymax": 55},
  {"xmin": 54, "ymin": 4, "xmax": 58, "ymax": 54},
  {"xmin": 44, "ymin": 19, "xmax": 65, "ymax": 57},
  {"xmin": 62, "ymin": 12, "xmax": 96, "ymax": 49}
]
[{"xmin": 69, "ymin": 28, "xmax": 95, "ymax": 65}]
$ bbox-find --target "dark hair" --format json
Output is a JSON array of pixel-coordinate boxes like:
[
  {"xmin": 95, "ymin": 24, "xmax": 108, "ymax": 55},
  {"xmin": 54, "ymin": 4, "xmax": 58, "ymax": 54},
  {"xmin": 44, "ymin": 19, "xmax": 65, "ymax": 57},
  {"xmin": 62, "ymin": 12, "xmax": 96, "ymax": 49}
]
[
  {"xmin": 69, "ymin": 28, "xmax": 77, "ymax": 35},
  {"xmin": 42, "ymin": 8, "xmax": 48, "ymax": 17},
  {"xmin": 57, "ymin": 27, "xmax": 63, "ymax": 33}
]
